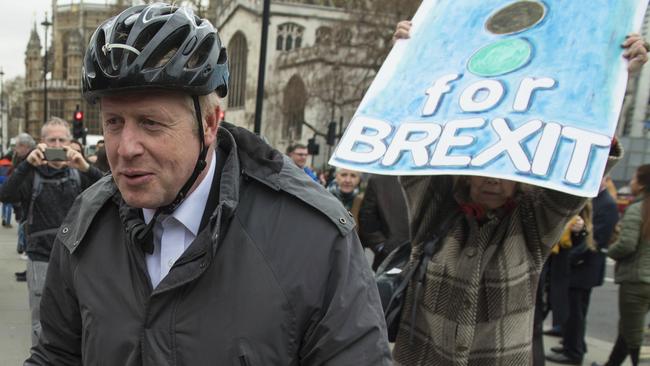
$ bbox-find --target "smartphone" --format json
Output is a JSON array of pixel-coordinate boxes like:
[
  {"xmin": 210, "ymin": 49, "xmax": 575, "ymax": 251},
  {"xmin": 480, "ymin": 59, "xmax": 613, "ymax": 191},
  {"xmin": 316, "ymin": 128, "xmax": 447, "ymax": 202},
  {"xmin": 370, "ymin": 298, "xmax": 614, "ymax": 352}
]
[{"xmin": 43, "ymin": 148, "xmax": 67, "ymax": 162}]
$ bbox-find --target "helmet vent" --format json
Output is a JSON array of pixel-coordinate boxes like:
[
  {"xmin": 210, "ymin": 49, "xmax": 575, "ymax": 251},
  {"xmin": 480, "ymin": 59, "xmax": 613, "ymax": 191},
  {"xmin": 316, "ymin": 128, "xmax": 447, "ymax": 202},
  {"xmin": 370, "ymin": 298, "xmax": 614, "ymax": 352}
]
[
  {"xmin": 110, "ymin": 21, "xmax": 132, "ymax": 73},
  {"xmin": 95, "ymin": 29, "xmax": 110, "ymax": 74},
  {"xmin": 143, "ymin": 25, "xmax": 190, "ymax": 70},
  {"xmin": 186, "ymin": 35, "xmax": 214, "ymax": 69},
  {"xmin": 217, "ymin": 46, "xmax": 227, "ymax": 65},
  {"xmin": 128, "ymin": 20, "xmax": 165, "ymax": 66}
]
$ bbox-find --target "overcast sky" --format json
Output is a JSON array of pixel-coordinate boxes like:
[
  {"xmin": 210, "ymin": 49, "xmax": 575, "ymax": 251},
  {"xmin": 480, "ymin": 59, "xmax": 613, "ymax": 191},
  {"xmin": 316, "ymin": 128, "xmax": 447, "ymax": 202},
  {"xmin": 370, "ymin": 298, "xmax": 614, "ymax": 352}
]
[
  {"xmin": 1, "ymin": 0, "xmax": 57, "ymax": 81},
  {"xmin": 0, "ymin": 0, "xmax": 140, "ymax": 82},
  {"xmin": 0, "ymin": 0, "xmax": 208, "ymax": 82}
]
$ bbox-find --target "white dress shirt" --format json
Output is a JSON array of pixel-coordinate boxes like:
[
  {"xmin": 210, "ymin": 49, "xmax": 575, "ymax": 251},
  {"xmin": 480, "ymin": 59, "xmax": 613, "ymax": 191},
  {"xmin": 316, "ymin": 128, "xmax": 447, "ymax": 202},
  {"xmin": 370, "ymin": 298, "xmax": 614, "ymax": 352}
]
[{"xmin": 142, "ymin": 151, "xmax": 216, "ymax": 288}]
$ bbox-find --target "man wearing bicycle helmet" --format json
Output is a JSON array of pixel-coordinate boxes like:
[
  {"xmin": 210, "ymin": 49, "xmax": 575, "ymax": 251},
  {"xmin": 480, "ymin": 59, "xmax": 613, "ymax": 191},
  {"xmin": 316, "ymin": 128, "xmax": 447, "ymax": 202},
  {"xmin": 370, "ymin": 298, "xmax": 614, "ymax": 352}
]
[{"xmin": 25, "ymin": 4, "xmax": 391, "ymax": 365}]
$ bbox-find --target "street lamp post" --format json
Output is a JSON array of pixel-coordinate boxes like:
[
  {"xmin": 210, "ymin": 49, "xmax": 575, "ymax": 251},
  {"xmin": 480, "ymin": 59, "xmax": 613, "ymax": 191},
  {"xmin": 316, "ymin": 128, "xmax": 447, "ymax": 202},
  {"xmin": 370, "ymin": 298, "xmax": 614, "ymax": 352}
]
[
  {"xmin": 253, "ymin": 0, "xmax": 271, "ymax": 135},
  {"xmin": 41, "ymin": 12, "xmax": 53, "ymax": 124}
]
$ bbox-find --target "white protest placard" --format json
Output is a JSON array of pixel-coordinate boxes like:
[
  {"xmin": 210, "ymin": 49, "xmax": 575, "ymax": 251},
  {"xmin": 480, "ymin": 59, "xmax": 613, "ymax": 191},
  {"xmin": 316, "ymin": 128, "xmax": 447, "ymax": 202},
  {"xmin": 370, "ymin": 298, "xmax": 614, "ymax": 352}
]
[{"xmin": 329, "ymin": 0, "xmax": 648, "ymax": 197}]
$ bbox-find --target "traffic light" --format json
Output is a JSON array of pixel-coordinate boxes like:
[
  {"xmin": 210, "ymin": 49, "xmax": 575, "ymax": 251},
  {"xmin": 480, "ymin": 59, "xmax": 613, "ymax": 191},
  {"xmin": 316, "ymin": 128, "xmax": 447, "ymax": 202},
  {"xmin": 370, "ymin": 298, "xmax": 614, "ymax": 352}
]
[
  {"xmin": 307, "ymin": 137, "xmax": 320, "ymax": 155},
  {"xmin": 326, "ymin": 121, "xmax": 337, "ymax": 146},
  {"xmin": 73, "ymin": 105, "xmax": 84, "ymax": 140}
]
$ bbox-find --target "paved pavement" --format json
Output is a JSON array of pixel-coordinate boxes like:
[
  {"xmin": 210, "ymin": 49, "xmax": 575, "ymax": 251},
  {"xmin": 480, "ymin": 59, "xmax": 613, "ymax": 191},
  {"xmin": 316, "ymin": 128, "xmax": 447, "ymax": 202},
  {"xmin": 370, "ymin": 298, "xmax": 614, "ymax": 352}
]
[
  {"xmin": 0, "ymin": 224, "xmax": 30, "ymax": 365},
  {"xmin": 0, "ymin": 230, "xmax": 648, "ymax": 365}
]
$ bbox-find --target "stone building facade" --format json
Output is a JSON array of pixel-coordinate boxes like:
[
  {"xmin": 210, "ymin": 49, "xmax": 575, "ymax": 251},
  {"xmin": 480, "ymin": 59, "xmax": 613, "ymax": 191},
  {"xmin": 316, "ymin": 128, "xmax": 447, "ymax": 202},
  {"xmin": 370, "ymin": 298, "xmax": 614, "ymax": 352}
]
[
  {"xmin": 23, "ymin": 0, "xmax": 130, "ymax": 138},
  {"xmin": 211, "ymin": 0, "xmax": 385, "ymax": 168}
]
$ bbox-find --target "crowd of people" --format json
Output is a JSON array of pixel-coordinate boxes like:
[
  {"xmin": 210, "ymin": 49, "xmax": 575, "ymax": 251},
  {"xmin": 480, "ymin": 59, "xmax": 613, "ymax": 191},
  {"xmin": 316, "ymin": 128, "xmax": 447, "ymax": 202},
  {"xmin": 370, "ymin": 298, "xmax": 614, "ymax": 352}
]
[
  {"xmin": 290, "ymin": 149, "xmax": 650, "ymax": 366},
  {"xmin": 0, "ymin": 3, "xmax": 646, "ymax": 365}
]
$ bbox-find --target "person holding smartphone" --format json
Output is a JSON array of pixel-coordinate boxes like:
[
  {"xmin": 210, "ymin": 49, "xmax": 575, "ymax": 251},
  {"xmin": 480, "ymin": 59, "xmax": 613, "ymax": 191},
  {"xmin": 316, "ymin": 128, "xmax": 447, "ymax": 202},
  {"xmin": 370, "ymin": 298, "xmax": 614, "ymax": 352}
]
[{"xmin": 0, "ymin": 117, "xmax": 103, "ymax": 347}]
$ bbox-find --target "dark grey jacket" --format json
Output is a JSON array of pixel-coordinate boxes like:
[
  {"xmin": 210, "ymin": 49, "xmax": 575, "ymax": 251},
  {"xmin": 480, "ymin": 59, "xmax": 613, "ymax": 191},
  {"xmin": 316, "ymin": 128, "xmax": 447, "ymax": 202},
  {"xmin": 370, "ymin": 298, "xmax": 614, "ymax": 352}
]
[
  {"xmin": 25, "ymin": 123, "xmax": 391, "ymax": 366},
  {"xmin": 358, "ymin": 174, "xmax": 409, "ymax": 253}
]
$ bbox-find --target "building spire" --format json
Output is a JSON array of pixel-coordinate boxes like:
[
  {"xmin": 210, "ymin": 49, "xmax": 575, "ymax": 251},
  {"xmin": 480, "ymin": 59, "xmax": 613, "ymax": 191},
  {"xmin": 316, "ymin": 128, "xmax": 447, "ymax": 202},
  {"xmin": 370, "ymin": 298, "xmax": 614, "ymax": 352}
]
[{"xmin": 26, "ymin": 21, "xmax": 42, "ymax": 54}]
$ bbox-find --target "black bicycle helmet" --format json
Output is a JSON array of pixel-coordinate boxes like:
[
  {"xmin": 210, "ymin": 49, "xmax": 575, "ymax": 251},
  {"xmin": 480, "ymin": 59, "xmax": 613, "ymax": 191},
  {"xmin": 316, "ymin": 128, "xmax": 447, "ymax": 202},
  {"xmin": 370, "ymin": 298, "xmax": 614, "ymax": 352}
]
[
  {"xmin": 82, "ymin": 3, "xmax": 229, "ymax": 235},
  {"xmin": 82, "ymin": 2, "xmax": 228, "ymax": 102}
]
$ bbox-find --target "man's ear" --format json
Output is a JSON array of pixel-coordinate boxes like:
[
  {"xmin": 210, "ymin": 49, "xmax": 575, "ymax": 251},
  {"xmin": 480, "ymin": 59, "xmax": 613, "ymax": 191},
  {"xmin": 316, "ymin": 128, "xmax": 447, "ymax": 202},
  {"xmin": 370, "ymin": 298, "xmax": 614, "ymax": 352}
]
[{"xmin": 203, "ymin": 107, "xmax": 221, "ymax": 146}]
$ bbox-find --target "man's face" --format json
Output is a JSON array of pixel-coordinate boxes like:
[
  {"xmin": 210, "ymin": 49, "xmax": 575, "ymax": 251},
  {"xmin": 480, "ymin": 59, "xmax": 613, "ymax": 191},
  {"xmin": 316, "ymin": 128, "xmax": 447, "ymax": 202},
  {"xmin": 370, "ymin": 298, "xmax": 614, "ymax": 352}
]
[
  {"xmin": 290, "ymin": 147, "xmax": 308, "ymax": 168},
  {"xmin": 42, "ymin": 125, "xmax": 71, "ymax": 148},
  {"xmin": 42, "ymin": 125, "xmax": 71, "ymax": 169},
  {"xmin": 101, "ymin": 91, "xmax": 218, "ymax": 209},
  {"xmin": 14, "ymin": 143, "xmax": 31, "ymax": 158},
  {"xmin": 468, "ymin": 176, "xmax": 517, "ymax": 210},
  {"xmin": 335, "ymin": 169, "xmax": 361, "ymax": 194}
]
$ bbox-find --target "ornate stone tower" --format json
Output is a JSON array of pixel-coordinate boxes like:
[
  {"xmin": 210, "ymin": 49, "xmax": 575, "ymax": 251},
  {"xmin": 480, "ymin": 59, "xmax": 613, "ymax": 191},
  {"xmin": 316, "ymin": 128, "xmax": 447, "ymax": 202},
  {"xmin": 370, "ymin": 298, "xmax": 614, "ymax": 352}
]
[
  {"xmin": 65, "ymin": 31, "xmax": 83, "ymax": 85},
  {"xmin": 24, "ymin": 23, "xmax": 42, "ymax": 91}
]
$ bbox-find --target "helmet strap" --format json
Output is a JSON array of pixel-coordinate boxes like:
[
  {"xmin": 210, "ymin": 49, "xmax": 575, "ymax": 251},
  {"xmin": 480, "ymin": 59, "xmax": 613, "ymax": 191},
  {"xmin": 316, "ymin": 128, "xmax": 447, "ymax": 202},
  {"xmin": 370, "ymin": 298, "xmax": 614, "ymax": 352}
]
[{"xmin": 158, "ymin": 95, "xmax": 208, "ymax": 215}]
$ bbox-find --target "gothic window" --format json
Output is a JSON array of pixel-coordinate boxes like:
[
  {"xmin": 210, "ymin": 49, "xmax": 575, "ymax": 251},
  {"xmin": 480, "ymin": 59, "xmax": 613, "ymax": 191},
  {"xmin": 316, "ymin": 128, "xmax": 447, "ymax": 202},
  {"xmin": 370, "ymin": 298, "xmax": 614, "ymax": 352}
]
[
  {"xmin": 276, "ymin": 35, "xmax": 284, "ymax": 50},
  {"xmin": 282, "ymin": 75, "xmax": 307, "ymax": 140},
  {"xmin": 336, "ymin": 28, "xmax": 352, "ymax": 46},
  {"xmin": 227, "ymin": 32, "xmax": 248, "ymax": 108},
  {"xmin": 315, "ymin": 26, "xmax": 332, "ymax": 46},
  {"xmin": 49, "ymin": 100, "xmax": 64, "ymax": 121},
  {"xmin": 286, "ymin": 35, "xmax": 293, "ymax": 51},
  {"xmin": 277, "ymin": 22, "xmax": 304, "ymax": 52}
]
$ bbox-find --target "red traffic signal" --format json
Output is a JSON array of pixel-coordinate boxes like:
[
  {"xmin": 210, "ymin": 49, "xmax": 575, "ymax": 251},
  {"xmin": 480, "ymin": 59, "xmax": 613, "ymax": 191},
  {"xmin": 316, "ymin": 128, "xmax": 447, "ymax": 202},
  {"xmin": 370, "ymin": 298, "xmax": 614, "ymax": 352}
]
[{"xmin": 74, "ymin": 111, "xmax": 84, "ymax": 121}]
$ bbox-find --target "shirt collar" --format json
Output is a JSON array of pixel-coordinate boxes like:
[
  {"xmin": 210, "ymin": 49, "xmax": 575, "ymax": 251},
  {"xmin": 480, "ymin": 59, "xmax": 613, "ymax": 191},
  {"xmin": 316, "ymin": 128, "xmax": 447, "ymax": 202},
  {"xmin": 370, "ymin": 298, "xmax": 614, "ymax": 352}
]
[{"xmin": 143, "ymin": 150, "xmax": 217, "ymax": 236}]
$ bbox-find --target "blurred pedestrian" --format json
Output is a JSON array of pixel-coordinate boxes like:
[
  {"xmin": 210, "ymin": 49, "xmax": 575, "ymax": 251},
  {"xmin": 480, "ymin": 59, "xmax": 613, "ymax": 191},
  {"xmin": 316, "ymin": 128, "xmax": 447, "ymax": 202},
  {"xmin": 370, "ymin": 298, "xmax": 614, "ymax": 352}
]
[
  {"xmin": 358, "ymin": 174, "xmax": 409, "ymax": 271},
  {"xmin": 0, "ymin": 153, "xmax": 14, "ymax": 228},
  {"xmin": 11, "ymin": 133, "xmax": 36, "ymax": 280},
  {"xmin": 87, "ymin": 139, "xmax": 104, "ymax": 164},
  {"xmin": 328, "ymin": 168, "xmax": 363, "ymax": 221},
  {"xmin": 547, "ymin": 177, "xmax": 620, "ymax": 364},
  {"xmin": 68, "ymin": 140, "xmax": 85, "ymax": 158},
  {"xmin": 593, "ymin": 165, "xmax": 650, "ymax": 366},
  {"xmin": 545, "ymin": 204, "xmax": 593, "ymax": 364},
  {"xmin": 286, "ymin": 143, "xmax": 319, "ymax": 182},
  {"xmin": 0, "ymin": 118, "xmax": 103, "ymax": 346},
  {"xmin": 92, "ymin": 145, "xmax": 110, "ymax": 173}
]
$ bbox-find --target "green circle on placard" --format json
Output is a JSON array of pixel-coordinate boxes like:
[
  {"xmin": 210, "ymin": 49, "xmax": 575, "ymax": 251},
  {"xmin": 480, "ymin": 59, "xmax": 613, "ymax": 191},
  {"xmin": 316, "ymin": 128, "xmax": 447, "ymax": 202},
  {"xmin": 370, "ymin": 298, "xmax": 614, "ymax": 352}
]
[{"xmin": 467, "ymin": 38, "xmax": 532, "ymax": 77}]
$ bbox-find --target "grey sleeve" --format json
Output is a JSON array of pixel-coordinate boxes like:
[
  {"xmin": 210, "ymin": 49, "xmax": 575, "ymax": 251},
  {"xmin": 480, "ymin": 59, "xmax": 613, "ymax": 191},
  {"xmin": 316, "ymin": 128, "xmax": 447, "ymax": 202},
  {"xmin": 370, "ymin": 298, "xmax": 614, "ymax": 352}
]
[
  {"xmin": 299, "ymin": 232, "xmax": 392, "ymax": 366},
  {"xmin": 24, "ymin": 241, "xmax": 82, "ymax": 366}
]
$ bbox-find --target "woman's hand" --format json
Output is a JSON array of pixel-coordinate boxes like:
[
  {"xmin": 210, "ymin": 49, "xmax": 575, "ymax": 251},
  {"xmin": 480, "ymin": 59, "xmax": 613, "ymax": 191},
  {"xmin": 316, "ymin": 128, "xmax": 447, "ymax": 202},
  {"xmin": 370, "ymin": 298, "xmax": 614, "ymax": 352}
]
[
  {"xmin": 571, "ymin": 216, "xmax": 585, "ymax": 233},
  {"xmin": 623, "ymin": 33, "xmax": 649, "ymax": 74},
  {"xmin": 393, "ymin": 20, "xmax": 412, "ymax": 44}
]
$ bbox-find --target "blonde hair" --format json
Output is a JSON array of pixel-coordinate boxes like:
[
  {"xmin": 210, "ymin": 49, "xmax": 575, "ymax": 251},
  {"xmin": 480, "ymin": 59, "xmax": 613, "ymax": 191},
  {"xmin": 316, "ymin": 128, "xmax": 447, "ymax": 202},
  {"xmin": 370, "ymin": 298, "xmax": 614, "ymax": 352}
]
[
  {"xmin": 41, "ymin": 117, "xmax": 72, "ymax": 140},
  {"xmin": 185, "ymin": 92, "xmax": 221, "ymax": 133},
  {"xmin": 580, "ymin": 201, "xmax": 595, "ymax": 251}
]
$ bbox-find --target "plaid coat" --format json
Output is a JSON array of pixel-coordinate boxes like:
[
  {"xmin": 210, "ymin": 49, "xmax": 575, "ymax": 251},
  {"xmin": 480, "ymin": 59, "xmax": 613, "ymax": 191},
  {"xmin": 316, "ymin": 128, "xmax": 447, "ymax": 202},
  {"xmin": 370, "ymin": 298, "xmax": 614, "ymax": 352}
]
[{"xmin": 393, "ymin": 146, "xmax": 621, "ymax": 366}]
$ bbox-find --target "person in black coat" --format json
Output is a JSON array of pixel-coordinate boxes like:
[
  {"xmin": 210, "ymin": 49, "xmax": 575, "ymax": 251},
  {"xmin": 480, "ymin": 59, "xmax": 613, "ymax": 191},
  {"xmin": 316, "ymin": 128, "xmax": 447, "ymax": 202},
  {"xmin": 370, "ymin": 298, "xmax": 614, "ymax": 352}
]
[
  {"xmin": 358, "ymin": 175, "xmax": 410, "ymax": 270},
  {"xmin": 547, "ymin": 180, "xmax": 620, "ymax": 364}
]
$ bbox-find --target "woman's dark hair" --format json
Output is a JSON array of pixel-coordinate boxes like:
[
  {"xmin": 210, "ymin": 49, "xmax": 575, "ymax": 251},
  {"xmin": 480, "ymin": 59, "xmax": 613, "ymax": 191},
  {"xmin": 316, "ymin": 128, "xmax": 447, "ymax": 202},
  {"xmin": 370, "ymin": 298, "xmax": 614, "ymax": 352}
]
[
  {"xmin": 635, "ymin": 164, "xmax": 650, "ymax": 239},
  {"xmin": 94, "ymin": 147, "xmax": 110, "ymax": 173},
  {"xmin": 69, "ymin": 140, "xmax": 85, "ymax": 158}
]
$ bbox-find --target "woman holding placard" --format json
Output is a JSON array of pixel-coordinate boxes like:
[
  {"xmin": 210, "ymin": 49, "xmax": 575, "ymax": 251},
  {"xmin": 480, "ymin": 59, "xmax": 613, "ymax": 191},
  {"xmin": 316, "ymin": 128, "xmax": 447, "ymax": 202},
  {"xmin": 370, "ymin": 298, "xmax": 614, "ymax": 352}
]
[{"xmin": 389, "ymin": 20, "xmax": 647, "ymax": 366}]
